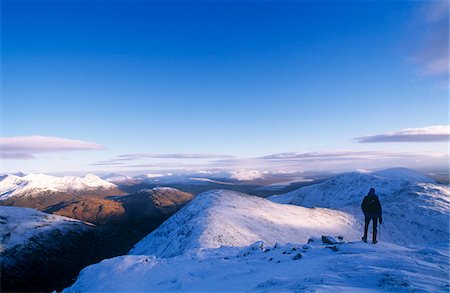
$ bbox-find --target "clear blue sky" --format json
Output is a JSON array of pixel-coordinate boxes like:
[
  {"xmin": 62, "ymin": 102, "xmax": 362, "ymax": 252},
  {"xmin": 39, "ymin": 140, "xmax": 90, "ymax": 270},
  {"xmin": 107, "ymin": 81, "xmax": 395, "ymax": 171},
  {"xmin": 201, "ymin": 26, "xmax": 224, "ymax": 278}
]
[{"xmin": 1, "ymin": 0, "xmax": 448, "ymax": 174}]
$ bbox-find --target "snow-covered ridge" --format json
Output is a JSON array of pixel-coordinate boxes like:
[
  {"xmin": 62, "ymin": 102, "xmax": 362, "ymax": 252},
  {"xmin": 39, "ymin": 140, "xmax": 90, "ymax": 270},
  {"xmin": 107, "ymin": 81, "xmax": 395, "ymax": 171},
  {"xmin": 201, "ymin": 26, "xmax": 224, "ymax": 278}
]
[
  {"xmin": 62, "ymin": 168, "xmax": 449, "ymax": 292},
  {"xmin": 269, "ymin": 168, "xmax": 449, "ymax": 246},
  {"xmin": 0, "ymin": 173, "xmax": 118, "ymax": 199},
  {"xmin": 129, "ymin": 190, "xmax": 360, "ymax": 257},
  {"xmin": 64, "ymin": 240, "xmax": 449, "ymax": 292},
  {"xmin": 270, "ymin": 168, "xmax": 438, "ymax": 208}
]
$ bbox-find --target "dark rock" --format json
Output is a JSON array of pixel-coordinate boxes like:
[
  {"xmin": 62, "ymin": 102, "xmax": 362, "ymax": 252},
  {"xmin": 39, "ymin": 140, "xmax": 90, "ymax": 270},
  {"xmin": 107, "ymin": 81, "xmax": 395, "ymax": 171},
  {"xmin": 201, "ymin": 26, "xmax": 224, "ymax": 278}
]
[
  {"xmin": 322, "ymin": 235, "xmax": 339, "ymax": 244},
  {"xmin": 326, "ymin": 245, "xmax": 339, "ymax": 252}
]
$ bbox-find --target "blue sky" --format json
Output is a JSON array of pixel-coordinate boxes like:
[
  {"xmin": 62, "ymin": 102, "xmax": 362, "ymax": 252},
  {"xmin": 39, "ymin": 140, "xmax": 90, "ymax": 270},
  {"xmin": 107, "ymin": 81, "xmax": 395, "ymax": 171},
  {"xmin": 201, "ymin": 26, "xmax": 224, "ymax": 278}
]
[{"xmin": 1, "ymin": 0, "xmax": 448, "ymax": 174}]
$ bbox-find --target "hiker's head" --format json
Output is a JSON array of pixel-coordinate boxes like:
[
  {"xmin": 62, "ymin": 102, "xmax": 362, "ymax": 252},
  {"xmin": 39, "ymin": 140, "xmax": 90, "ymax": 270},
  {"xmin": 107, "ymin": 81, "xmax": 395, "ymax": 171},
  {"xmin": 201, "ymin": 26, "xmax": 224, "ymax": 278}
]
[{"xmin": 368, "ymin": 188, "xmax": 375, "ymax": 195}]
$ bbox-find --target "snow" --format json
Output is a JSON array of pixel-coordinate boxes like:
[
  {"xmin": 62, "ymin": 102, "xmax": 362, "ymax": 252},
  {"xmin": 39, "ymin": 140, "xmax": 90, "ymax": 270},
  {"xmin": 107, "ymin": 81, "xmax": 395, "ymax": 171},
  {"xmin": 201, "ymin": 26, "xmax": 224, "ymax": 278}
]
[
  {"xmin": 0, "ymin": 173, "xmax": 118, "ymax": 199},
  {"xmin": 62, "ymin": 168, "xmax": 449, "ymax": 292},
  {"xmin": 269, "ymin": 169, "xmax": 450, "ymax": 246},
  {"xmin": 0, "ymin": 206, "xmax": 84, "ymax": 252},
  {"xmin": 150, "ymin": 187, "xmax": 183, "ymax": 193},
  {"xmin": 64, "ymin": 240, "xmax": 449, "ymax": 292},
  {"xmin": 101, "ymin": 173, "xmax": 137, "ymax": 185},
  {"xmin": 229, "ymin": 170, "xmax": 264, "ymax": 181},
  {"xmin": 129, "ymin": 190, "xmax": 360, "ymax": 257},
  {"xmin": 145, "ymin": 173, "xmax": 166, "ymax": 178}
]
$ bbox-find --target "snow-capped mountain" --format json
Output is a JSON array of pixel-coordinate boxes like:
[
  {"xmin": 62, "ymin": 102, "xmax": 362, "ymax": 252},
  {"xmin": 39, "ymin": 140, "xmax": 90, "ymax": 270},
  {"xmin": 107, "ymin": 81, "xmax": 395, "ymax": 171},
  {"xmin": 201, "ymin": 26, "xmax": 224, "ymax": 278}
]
[
  {"xmin": 101, "ymin": 173, "xmax": 139, "ymax": 186},
  {"xmin": 0, "ymin": 173, "xmax": 119, "ymax": 199},
  {"xmin": 129, "ymin": 190, "xmax": 360, "ymax": 257},
  {"xmin": 269, "ymin": 168, "xmax": 449, "ymax": 246}
]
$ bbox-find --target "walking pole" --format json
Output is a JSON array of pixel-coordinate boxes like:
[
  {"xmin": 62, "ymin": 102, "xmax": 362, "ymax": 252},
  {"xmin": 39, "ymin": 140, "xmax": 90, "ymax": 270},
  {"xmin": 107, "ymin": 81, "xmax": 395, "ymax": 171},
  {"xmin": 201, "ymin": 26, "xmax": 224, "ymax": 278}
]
[{"xmin": 379, "ymin": 222, "xmax": 381, "ymax": 239}]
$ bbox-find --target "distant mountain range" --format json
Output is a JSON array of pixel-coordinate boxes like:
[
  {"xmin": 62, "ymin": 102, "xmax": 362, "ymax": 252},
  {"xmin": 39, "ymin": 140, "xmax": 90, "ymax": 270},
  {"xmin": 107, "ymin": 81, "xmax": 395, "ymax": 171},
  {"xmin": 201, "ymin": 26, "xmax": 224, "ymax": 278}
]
[
  {"xmin": 0, "ymin": 173, "xmax": 193, "ymax": 225},
  {"xmin": 0, "ymin": 170, "xmax": 324, "ymax": 227},
  {"xmin": 0, "ymin": 173, "xmax": 120, "ymax": 199}
]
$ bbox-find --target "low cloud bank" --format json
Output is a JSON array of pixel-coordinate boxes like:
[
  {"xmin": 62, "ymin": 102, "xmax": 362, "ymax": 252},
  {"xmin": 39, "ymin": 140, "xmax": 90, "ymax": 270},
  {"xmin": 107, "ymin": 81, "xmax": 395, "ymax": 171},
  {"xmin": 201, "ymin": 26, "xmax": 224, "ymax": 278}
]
[{"xmin": 0, "ymin": 135, "xmax": 106, "ymax": 160}]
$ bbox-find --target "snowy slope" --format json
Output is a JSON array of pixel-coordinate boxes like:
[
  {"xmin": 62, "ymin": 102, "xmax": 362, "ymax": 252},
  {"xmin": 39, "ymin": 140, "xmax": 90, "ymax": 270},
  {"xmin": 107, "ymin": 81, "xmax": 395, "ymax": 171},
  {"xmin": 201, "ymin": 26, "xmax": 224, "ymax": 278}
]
[
  {"xmin": 64, "ymin": 240, "xmax": 449, "ymax": 292},
  {"xmin": 129, "ymin": 190, "xmax": 360, "ymax": 257},
  {"xmin": 0, "ymin": 206, "xmax": 86, "ymax": 252},
  {"xmin": 0, "ymin": 173, "xmax": 118, "ymax": 199},
  {"xmin": 0, "ymin": 206, "xmax": 139, "ymax": 292},
  {"xmin": 269, "ymin": 169, "xmax": 450, "ymax": 246},
  {"xmin": 63, "ymin": 179, "xmax": 449, "ymax": 292}
]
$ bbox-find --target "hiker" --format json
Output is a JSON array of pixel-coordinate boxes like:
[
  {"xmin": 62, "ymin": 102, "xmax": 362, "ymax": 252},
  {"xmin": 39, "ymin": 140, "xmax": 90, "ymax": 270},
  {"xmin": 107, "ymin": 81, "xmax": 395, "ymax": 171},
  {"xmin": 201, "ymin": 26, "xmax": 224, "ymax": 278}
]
[{"xmin": 361, "ymin": 188, "xmax": 382, "ymax": 244}]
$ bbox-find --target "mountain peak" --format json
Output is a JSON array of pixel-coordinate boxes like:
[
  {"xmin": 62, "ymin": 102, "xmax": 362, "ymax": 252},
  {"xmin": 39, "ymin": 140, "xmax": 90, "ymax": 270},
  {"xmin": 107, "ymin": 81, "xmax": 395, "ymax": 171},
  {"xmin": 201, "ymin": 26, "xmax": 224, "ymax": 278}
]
[{"xmin": 129, "ymin": 189, "xmax": 359, "ymax": 257}]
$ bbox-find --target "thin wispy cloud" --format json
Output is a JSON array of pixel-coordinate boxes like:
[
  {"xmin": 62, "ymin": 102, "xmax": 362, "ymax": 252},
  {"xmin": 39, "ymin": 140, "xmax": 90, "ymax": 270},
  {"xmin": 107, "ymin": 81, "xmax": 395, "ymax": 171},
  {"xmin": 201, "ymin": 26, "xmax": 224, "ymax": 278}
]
[
  {"xmin": 0, "ymin": 135, "xmax": 106, "ymax": 160},
  {"xmin": 91, "ymin": 148, "xmax": 448, "ymax": 172},
  {"xmin": 259, "ymin": 151, "xmax": 384, "ymax": 160},
  {"xmin": 355, "ymin": 125, "xmax": 450, "ymax": 143},
  {"xmin": 409, "ymin": 1, "xmax": 449, "ymax": 82},
  {"xmin": 91, "ymin": 161, "xmax": 129, "ymax": 166},
  {"xmin": 215, "ymin": 150, "xmax": 447, "ymax": 173},
  {"xmin": 118, "ymin": 153, "xmax": 234, "ymax": 159},
  {"xmin": 0, "ymin": 153, "xmax": 35, "ymax": 160},
  {"xmin": 91, "ymin": 153, "xmax": 234, "ymax": 167}
]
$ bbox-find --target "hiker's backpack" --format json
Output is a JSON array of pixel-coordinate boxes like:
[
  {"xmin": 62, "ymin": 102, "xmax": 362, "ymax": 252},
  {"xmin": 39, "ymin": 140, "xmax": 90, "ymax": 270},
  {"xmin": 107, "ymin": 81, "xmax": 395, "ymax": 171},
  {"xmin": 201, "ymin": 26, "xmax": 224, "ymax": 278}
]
[{"xmin": 365, "ymin": 196, "xmax": 379, "ymax": 214}]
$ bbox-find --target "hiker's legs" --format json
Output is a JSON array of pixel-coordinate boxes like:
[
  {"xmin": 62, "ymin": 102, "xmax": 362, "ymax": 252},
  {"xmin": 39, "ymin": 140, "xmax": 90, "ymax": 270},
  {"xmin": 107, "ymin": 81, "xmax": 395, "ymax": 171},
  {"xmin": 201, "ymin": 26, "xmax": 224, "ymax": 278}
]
[
  {"xmin": 372, "ymin": 217, "xmax": 378, "ymax": 243},
  {"xmin": 363, "ymin": 217, "xmax": 370, "ymax": 240}
]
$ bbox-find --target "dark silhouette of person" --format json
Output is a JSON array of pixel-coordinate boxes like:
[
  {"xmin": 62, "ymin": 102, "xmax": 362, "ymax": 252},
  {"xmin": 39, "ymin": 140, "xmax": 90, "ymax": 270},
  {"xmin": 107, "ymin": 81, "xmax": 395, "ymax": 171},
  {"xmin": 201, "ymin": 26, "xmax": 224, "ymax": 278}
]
[{"xmin": 361, "ymin": 188, "xmax": 382, "ymax": 244}]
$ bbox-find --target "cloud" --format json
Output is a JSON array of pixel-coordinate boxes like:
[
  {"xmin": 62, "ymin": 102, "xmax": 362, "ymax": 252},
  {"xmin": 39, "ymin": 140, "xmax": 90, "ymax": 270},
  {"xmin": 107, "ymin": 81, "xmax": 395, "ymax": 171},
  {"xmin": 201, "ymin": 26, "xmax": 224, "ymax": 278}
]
[
  {"xmin": 90, "ymin": 153, "xmax": 234, "ymax": 168},
  {"xmin": 409, "ymin": 1, "xmax": 449, "ymax": 81},
  {"xmin": 207, "ymin": 150, "xmax": 447, "ymax": 174},
  {"xmin": 118, "ymin": 153, "xmax": 234, "ymax": 159},
  {"xmin": 355, "ymin": 125, "xmax": 450, "ymax": 143},
  {"xmin": 229, "ymin": 170, "xmax": 263, "ymax": 181},
  {"xmin": 0, "ymin": 153, "xmax": 35, "ymax": 160},
  {"xmin": 259, "ymin": 151, "xmax": 382, "ymax": 160},
  {"xmin": 91, "ymin": 157, "xmax": 136, "ymax": 166},
  {"xmin": 0, "ymin": 135, "xmax": 106, "ymax": 160},
  {"xmin": 256, "ymin": 150, "xmax": 447, "ymax": 166},
  {"xmin": 88, "ymin": 149, "xmax": 447, "ymax": 174}
]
